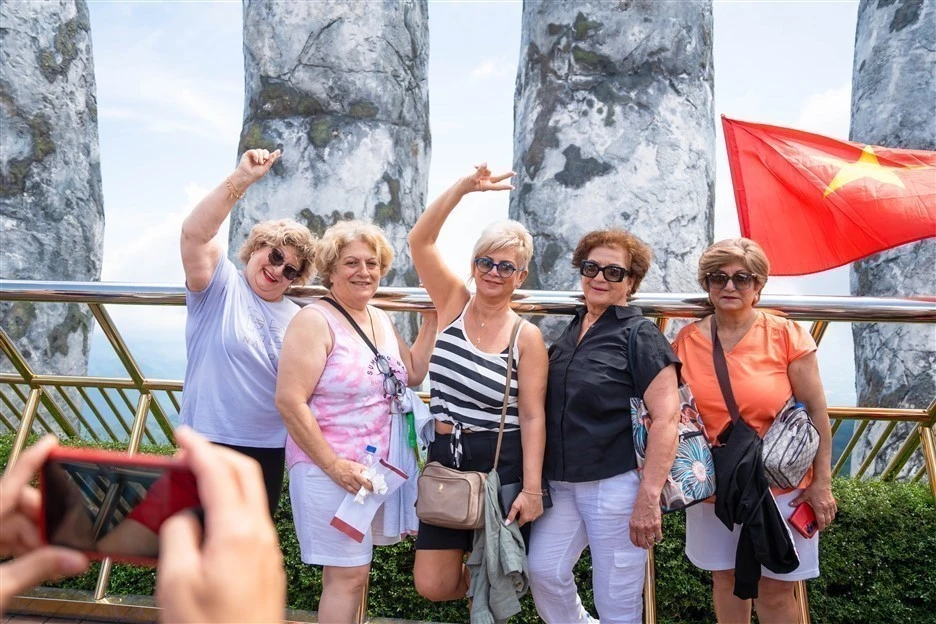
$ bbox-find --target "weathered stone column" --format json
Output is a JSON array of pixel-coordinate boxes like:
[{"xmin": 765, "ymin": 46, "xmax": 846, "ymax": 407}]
[
  {"xmin": 849, "ymin": 0, "xmax": 935, "ymax": 477},
  {"xmin": 233, "ymin": 0, "xmax": 430, "ymax": 335},
  {"xmin": 0, "ymin": 1, "xmax": 104, "ymax": 408},
  {"xmin": 510, "ymin": 0, "xmax": 714, "ymax": 338}
]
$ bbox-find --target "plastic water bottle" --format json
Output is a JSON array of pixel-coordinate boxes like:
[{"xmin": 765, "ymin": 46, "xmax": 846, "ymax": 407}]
[{"xmin": 360, "ymin": 445, "xmax": 378, "ymax": 468}]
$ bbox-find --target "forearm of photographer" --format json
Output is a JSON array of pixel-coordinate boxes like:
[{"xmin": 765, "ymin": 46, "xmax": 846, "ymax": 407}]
[
  {"xmin": 0, "ymin": 436, "xmax": 89, "ymax": 616},
  {"xmin": 157, "ymin": 427, "xmax": 285, "ymax": 623}
]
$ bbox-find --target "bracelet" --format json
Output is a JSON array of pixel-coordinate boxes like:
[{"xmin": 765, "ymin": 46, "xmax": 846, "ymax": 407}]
[
  {"xmin": 522, "ymin": 488, "xmax": 544, "ymax": 496},
  {"xmin": 322, "ymin": 456, "xmax": 339, "ymax": 471},
  {"xmin": 225, "ymin": 177, "xmax": 245, "ymax": 200}
]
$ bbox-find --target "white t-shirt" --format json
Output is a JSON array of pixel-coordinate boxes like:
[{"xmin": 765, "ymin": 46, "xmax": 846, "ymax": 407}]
[{"xmin": 179, "ymin": 257, "xmax": 299, "ymax": 447}]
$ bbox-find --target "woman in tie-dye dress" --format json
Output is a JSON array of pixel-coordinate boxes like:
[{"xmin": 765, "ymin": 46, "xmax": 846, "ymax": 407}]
[{"xmin": 275, "ymin": 220, "xmax": 437, "ymax": 623}]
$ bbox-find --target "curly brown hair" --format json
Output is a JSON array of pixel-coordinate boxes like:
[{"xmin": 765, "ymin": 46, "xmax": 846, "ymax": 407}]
[{"xmin": 572, "ymin": 229, "xmax": 652, "ymax": 296}]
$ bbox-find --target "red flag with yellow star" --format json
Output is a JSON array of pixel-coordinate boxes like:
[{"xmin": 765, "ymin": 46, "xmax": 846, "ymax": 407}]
[{"xmin": 722, "ymin": 116, "xmax": 936, "ymax": 275}]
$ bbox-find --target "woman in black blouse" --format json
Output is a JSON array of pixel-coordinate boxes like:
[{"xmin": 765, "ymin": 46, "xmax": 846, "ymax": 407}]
[{"xmin": 528, "ymin": 229, "xmax": 681, "ymax": 624}]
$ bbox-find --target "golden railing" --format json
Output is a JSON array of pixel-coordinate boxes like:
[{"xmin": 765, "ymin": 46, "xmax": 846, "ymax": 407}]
[{"xmin": 1, "ymin": 279, "xmax": 934, "ymax": 624}]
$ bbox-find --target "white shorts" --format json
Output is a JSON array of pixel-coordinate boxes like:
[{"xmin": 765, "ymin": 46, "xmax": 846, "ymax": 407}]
[
  {"xmin": 288, "ymin": 462, "xmax": 384, "ymax": 568},
  {"xmin": 685, "ymin": 489, "xmax": 820, "ymax": 581}
]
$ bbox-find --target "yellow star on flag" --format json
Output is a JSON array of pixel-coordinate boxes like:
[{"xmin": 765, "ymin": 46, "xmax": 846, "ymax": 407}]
[{"xmin": 820, "ymin": 145, "xmax": 907, "ymax": 197}]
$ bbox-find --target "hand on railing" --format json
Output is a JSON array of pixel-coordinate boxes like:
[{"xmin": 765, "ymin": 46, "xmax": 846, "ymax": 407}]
[{"xmin": 0, "ymin": 436, "xmax": 89, "ymax": 616}]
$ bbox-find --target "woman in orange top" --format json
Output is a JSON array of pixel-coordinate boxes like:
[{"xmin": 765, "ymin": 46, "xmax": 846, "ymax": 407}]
[{"xmin": 672, "ymin": 238, "xmax": 836, "ymax": 624}]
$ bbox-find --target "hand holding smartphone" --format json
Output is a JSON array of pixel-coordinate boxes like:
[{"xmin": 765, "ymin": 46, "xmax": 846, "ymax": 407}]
[
  {"xmin": 40, "ymin": 448, "xmax": 200, "ymax": 566},
  {"xmin": 788, "ymin": 502, "xmax": 818, "ymax": 539}
]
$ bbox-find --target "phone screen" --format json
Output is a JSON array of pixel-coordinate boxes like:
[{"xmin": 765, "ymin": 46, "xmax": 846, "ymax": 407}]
[{"xmin": 42, "ymin": 457, "xmax": 200, "ymax": 562}]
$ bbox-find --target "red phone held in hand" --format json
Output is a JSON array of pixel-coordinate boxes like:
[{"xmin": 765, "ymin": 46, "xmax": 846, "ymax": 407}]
[
  {"xmin": 788, "ymin": 502, "xmax": 818, "ymax": 539},
  {"xmin": 39, "ymin": 447, "xmax": 200, "ymax": 566}
]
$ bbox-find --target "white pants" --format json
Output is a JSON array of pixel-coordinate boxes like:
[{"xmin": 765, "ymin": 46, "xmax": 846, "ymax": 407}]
[{"xmin": 528, "ymin": 471, "xmax": 647, "ymax": 624}]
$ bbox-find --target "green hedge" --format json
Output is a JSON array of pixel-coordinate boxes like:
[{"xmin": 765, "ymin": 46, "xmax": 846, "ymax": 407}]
[{"xmin": 3, "ymin": 434, "xmax": 933, "ymax": 623}]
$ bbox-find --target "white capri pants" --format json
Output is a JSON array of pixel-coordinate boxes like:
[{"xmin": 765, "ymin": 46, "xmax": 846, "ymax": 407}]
[
  {"xmin": 528, "ymin": 470, "xmax": 647, "ymax": 624},
  {"xmin": 685, "ymin": 488, "xmax": 820, "ymax": 581}
]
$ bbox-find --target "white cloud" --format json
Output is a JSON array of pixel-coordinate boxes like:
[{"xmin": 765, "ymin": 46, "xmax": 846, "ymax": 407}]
[
  {"xmin": 470, "ymin": 59, "xmax": 516, "ymax": 82},
  {"xmin": 792, "ymin": 84, "xmax": 852, "ymax": 140},
  {"xmin": 101, "ymin": 182, "xmax": 229, "ymax": 284}
]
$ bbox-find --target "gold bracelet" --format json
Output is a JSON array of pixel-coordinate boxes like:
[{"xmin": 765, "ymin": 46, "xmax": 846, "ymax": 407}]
[
  {"xmin": 522, "ymin": 488, "xmax": 544, "ymax": 496},
  {"xmin": 322, "ymin": 456, "xmax": 339, "ymax": 471},
  {"xmin": 225, "ymin": 177, "xmax": 245, "ymax": 200}
]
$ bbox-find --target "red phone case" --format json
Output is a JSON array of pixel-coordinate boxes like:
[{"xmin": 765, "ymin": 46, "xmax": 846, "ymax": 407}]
[
  {"xmin": 788, "ymin": 502, "xmax": 818, "ymax": 539},
  {"xmin": 40, "ymin": 447, "xmax": 194, "ymax": 566}
]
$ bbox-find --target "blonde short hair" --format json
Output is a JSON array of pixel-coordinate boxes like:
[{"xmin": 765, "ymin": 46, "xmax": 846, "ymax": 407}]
[
  {"xmin": 238, "ymin": 219, "xmax": 317, "ymax": 284},
  {"xmin": 697, "ymin": 238, "xmax": 770, "ymax": 291},
  {"xmin": 315, "ymin": 220, "xmax": 395, "ymax": 288},
  {"xmin": 470, "ymin": 220, "xmax": 534, "ymax": 274}
]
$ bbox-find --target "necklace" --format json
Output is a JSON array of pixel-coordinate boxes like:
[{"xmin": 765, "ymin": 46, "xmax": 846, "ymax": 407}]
[{"xmin": 470, "ymin": 299, "xmax": 495, "ymax": 345}]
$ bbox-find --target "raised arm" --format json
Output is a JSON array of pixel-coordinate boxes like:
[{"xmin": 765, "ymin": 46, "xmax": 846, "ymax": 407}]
[
  {"xmin": 181, "ymin": 148, "xmax": 280, "ymax": 292},
  {"xmin": 393, "ymin": 310, "xmax": 438, "ymax": 387},
  {"xmin": 407, "ymin": 164, "xmax": 514, "ymax": 325},
  {"xmin": 275, "ymin": 307, "xmax": 372, "ymax": 494}
]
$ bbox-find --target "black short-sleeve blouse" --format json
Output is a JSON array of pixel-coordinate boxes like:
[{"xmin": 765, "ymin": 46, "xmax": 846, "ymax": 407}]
[{"xmin": 544, "ymin": 305, "xmax": 681, "ymax": 483}]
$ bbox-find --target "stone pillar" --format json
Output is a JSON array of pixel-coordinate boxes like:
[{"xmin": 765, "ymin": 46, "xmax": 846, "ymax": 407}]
[
  {"xmin": 510, "ymin": 0, "xmax": 714, "ymax": 339},
  {"xmin": 233, "ymin": 0, "xmax": 430, "ymax": 335},
  {"xmin": 849, "ymin": 0, "xmax": 935, "ymax": 477},
  {"xmin": 0, "ymin": 1, "xmax": 104, "ymax": 409}
]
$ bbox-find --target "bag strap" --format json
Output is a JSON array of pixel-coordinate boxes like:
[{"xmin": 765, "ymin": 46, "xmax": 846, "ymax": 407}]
[
  {"xmin": 322, "ymin": 297, "xmax": 379, "ymax": 357},
  {"xmin": 710, "ymin": 315, "xmax": 743, "ymax": 428},
  {"xmin": 492, "ymin": 317, "xmax": 523, "ymax": 472}
]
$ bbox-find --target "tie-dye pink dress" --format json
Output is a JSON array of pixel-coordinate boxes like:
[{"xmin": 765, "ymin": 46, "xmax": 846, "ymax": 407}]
[{"xmin": 285, "ymin": 305, "xmax": 407, "ymax": 467}]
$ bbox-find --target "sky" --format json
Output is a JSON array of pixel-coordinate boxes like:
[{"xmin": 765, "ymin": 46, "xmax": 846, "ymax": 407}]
[{"xmin": 80, "ymin": 0, "xmax": 861, "ymax": 405}]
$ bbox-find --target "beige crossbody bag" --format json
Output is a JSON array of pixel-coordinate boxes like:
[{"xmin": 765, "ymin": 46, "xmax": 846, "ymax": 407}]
[{"xmin": 415, "ymin": 317, "xmax": 522, "ymax": 530}]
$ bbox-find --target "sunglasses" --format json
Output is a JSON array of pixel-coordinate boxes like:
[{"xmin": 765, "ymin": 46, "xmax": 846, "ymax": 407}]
[
  {"xmin": 474, "ymin": 256, "xmax": 520, "ymax": 278},
  {"xmin": 705, "ymin": 271, "xmax": 757, "ymax": 290},
  {"xmin": 375, "ymin": 355, "xmax": 405, "ymax": 416},
  {"xmin": 268, "ymin": 247, "xmax": 301, "ymax": 282},
  {"xmin": 580, "ymin": 260, "xmax": 631, "ymax": 283}
]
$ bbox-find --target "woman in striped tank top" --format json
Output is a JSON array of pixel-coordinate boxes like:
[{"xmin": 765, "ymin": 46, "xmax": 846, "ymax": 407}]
[{"xmin": 408, "ymin": 164, "xmax": 549, "ymax": 603}]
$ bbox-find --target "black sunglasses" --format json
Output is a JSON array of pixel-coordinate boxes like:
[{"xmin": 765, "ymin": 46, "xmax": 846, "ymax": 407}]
[
  {"xmin": 474, "ymin": 256, "xmax": 520, "ymax": 278},
  {"xmin": 268, "ymin": 247, "xmax": 301, "ymax": 282},
  {"xmin": 705, "ymin": 271, "xmax": 757, "ymax": 290},
  {"xmin": 580, "ymin": 260, "xmax": 631, "ymax": 283},
  {"xmin": 375, "ymin": 355, "xmax": 405, "ymax": 416}
]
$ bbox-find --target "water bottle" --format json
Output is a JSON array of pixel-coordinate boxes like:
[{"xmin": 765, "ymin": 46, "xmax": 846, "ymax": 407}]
[{"xmin": 360, "ymin": 445, "xmax": 378, "ymax": 468}]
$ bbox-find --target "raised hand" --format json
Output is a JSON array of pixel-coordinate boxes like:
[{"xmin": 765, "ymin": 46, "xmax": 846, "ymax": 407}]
[
  {"xmin": 233, "ymin": 148, "xmax": 282, "ymax": 188},
  {"xmin": 458, "ymin": 162, "xmax": 515, "ymax": 194}
]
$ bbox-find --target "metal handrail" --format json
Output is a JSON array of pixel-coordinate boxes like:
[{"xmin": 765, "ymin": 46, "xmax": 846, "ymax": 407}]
[
  {"xmin": 2, "ymin": 279, "xmax": 935, "ymax": 624},
  {"xmin": 2, "ymin": 279, "xmax": 935, "ymax": 322}
]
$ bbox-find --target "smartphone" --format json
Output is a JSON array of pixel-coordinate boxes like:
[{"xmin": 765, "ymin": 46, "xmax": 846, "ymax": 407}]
[
  {"xmin": 788, "ymin": 502, "xmax": 818, "ymax": 539},
  {"xmin": 40, "ymin": 447, "xmax": 200, "ymax": 565}
]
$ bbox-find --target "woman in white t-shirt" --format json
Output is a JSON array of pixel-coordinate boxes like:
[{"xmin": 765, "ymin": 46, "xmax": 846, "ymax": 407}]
[{"xmin": 178, "ymin": 148, "xmax": 318, "ymax": 516}]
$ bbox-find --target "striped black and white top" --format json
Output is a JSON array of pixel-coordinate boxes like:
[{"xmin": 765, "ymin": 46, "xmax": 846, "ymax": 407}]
[{"xmin": 428, "ymin": 303, "xmax": 521, "ymax": 433}]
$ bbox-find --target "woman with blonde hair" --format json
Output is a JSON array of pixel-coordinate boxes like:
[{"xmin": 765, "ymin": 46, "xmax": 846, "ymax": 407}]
[
  {"xmin": 179, "ymin": 148, "xmax": 316, "ymax": 516},
  {"xmin": 673, "ymin": 238, "xmax": 836, "ymax": 623},
  {"xmin": 407, "ymin": 164, "xmax": 548, "ymax": 602},
  {"xmin": 276, "ymin": 219, "xmax": 437, "ymax": 623}
]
